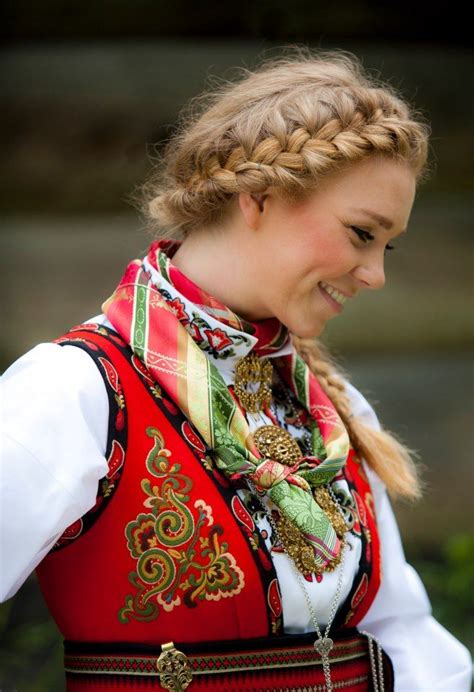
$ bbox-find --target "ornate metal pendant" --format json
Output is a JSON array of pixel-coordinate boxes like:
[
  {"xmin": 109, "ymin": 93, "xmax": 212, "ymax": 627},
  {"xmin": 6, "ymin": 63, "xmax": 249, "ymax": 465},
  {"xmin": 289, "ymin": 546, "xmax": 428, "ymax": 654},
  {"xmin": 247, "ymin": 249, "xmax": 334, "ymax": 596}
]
[
  {"xmin": 234, "ymin": 352, "xmax": 273, "ymax": 413},
  {"xmin": 313, "ymin": 487, "xmax": 348, "ymax": 538},
  {"xmin": 314, "ymin": 637, "xmax": 334, "ymax": 656},
  {"xmin": 276, "ymin": 513, "xmax": 347, "ymax": 576},
  {"xmin": 275, "ymin": 485, "xmax": 349, "ymax": 576},
  {"xmin": 156, "ymin": 642, "xmax": 193, "ymax": 691},
  {"xmin": 253, "ymin": 424, "xmax": 302, "ymax": 465}
]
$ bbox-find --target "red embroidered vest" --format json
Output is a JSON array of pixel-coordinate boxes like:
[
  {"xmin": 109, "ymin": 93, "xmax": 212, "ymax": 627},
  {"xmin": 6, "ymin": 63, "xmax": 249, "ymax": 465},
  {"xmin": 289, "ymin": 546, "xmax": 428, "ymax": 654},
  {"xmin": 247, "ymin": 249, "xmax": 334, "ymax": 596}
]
[{"xmin": 36, "ymin": 324, "xmax": 382, "ymax": 648}]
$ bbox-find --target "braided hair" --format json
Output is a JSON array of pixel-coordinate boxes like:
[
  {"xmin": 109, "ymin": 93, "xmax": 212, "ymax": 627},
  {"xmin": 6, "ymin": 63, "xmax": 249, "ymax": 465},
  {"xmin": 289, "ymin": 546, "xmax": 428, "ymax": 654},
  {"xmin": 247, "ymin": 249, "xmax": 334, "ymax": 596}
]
[{"xmin": 132, "ymin": 47, "xmax": 431, "ymax": 500}]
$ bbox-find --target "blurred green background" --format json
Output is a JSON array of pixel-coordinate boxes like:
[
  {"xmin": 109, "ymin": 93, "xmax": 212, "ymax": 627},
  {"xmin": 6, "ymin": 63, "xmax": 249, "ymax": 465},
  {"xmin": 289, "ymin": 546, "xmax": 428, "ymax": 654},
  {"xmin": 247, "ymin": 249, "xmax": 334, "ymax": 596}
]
[{"xmin": 1, "ymin": 3, "xmax": 473, "ymax": 689}]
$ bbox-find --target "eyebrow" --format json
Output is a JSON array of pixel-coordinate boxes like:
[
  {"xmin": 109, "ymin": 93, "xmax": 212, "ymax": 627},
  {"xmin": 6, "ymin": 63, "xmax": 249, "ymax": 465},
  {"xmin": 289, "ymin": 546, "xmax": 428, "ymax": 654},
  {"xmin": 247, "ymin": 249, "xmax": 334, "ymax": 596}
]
[{"xmin": 349, "ymin": 207, "xmax": 406, "ymax": 233}]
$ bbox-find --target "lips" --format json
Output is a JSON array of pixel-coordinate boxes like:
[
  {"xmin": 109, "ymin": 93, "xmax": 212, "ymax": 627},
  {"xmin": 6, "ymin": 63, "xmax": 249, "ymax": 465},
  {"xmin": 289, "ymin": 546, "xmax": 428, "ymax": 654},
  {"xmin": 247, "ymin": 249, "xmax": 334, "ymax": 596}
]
[{"xmin": 318, "ymin": 282, "xmax": 345, "ymax": 313}]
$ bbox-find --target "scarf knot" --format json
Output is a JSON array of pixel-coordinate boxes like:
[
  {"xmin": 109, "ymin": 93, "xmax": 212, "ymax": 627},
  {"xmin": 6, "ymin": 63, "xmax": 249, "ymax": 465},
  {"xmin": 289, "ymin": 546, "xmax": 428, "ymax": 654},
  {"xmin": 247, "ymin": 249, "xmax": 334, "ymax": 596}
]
[{"xmin": 249, "ymin": 458, "xmax": 311, "ymax": 492}]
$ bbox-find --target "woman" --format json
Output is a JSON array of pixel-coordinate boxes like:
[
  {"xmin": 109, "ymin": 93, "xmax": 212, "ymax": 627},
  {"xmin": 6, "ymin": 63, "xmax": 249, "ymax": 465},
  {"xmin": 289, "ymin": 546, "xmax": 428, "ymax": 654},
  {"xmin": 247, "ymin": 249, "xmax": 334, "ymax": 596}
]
[{"xmin": 1, "ymin": 49, "xmax": 472, "ymax": 691}]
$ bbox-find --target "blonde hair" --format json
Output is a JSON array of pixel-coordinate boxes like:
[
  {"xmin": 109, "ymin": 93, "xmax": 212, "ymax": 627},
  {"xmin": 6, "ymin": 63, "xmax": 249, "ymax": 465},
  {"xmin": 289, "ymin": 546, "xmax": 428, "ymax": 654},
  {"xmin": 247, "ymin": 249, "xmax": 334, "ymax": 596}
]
[{"xmin": 132, "ymin": 47, "xmax": 432, "ymax": 500}]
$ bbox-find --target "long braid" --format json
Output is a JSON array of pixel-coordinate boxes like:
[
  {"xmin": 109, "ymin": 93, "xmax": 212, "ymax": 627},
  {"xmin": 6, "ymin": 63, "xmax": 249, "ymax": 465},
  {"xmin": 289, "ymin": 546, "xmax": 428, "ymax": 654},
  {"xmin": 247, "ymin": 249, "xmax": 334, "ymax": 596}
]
[{"xmin": 292, "ymin": 334, "xmax": 422, "ymax": 500}]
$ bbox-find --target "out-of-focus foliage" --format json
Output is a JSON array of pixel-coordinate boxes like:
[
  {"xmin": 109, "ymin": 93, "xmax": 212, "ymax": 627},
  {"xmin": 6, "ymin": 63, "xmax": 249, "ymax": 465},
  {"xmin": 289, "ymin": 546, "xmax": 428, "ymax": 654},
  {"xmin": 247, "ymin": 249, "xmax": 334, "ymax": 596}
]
[
  {"xmin": 407, "ymin": 533, "xmax": 474, "ymax": 651},
  {"xmin": 0, "ymin": 590, "xmax": 64, "ymax": 691}
]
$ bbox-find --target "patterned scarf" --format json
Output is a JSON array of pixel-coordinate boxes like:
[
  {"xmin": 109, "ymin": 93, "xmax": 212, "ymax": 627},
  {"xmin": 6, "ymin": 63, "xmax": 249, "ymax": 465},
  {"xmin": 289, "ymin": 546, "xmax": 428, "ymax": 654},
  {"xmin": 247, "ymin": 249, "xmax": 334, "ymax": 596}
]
[{"xmin": 102, "ymin": 239, "xmax": 351, "ymax": 571}]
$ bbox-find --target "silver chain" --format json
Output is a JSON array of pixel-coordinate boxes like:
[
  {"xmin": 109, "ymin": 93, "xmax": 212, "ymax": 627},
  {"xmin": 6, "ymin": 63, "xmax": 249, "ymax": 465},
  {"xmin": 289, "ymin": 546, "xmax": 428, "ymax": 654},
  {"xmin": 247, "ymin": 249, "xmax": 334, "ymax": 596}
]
[
  {"xmin": 360, "ymin": 630, "xmax": 385, "ymax": 692},
  {"xmin": 246, "ymin": 376, "xmax": 385, "ymax": 691},
  {"xmin": 246, "ymin": 476, "xmax": 346, "ymax": 692},
  {"xmin": 290, "ymin": 539, "xmax": 347, "ymax": 692},
  {"xmin": 247, "ymin": 480, "xmax": 385, "ymax": 691}
]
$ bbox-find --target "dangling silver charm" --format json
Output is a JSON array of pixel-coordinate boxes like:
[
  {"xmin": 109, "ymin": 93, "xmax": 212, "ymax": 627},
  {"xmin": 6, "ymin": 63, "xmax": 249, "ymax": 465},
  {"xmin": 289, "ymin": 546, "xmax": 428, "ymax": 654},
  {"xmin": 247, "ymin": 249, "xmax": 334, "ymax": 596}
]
[{"xmin": 314, "ymin": 636, "xmax": 334, "ymax": 657}]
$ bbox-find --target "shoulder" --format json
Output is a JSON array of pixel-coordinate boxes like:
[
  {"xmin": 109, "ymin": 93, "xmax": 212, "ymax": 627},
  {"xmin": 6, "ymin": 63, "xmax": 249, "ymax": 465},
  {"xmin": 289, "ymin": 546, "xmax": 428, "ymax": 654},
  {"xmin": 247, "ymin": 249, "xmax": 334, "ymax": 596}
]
[
  {"xmin": 0, "ymin": 324, "xmax": 113, "ymax": 600},
  {"xmin": 2, "ymin": 341, "xmax": 107, "ymax": 412},
  {"xmin": 1, "ymin": 327, "xmax": 110, "ymax": 458},
  {"xmin": 1, "ymin": 313, "xmax": 113, "ymax": 420}
]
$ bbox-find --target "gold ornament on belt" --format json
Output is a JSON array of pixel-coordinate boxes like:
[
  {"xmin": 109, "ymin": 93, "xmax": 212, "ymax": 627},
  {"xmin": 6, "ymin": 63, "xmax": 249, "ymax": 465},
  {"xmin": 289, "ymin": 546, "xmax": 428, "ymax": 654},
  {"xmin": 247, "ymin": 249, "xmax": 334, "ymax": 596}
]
[
  {"xmin": 234, "ymin": 352, "xmax": 273, "ymax": 413},
  {"xmin": 253, "ymin": 425, "xmax": 302, "ymax": 465},
  {"xmin": 156, "ymin": 642, "xmax": 193, "ymax": 691}
]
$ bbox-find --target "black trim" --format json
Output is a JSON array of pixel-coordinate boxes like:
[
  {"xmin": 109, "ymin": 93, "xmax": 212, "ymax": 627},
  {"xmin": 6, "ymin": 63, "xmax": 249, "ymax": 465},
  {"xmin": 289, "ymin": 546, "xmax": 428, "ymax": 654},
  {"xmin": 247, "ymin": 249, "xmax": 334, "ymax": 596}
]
[
  {"xmin": 50, "ymin": 325, "xmax": 128, "ymax": 551},
  {"xmin": 64, "ymin": 626, "xmax": 362, "ymax": 655}
]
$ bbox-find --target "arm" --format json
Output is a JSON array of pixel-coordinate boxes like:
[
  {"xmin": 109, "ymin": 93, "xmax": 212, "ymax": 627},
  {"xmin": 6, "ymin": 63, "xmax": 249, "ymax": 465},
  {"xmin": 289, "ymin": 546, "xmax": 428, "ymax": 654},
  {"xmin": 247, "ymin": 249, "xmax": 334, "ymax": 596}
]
[
  {"xmin": 0, "ymin": 342, "xmax": 109, "ymax": 601},
  {"xmin": 344, "ymin": 380, "xmax": 473, "ymax": 692}
]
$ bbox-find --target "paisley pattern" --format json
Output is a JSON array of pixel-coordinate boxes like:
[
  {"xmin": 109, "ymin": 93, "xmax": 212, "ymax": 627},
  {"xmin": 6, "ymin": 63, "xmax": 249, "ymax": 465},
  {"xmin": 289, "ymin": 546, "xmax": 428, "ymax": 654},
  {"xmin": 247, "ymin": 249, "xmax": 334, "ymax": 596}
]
[{"xmin": 118, "ymin": 426, "xmax": 245, "ymax": 623}]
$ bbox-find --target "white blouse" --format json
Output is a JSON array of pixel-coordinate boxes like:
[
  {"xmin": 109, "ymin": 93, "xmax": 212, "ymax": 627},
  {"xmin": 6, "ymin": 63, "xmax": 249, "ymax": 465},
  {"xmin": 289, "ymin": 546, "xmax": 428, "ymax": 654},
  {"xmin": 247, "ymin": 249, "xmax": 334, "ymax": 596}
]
[{"xmin": 0, "ymin": 314, "xmax": 472, "ymax": 691}]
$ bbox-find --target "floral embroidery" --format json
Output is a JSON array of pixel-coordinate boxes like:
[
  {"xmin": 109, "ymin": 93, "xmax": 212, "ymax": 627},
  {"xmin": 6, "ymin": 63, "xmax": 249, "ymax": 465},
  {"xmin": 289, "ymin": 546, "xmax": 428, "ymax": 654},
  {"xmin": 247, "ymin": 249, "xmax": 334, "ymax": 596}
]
[
  {"xmin": 118, "ymin": 426, "xmax": 245, "ymax": 623},
  {"xmin": 156, "ymin": 288, "xmax": 249, "ymax": 360},
  {"xmin": 231, "ymin": 496, "xmax": 273, "ymax": 569},
  {"xmin": 231, "ymin": 495, "xmax": 281, "ymax": 632},
  {"xmin": 267, "ymin": 578, "xmax": 283, "ymax": 634}
]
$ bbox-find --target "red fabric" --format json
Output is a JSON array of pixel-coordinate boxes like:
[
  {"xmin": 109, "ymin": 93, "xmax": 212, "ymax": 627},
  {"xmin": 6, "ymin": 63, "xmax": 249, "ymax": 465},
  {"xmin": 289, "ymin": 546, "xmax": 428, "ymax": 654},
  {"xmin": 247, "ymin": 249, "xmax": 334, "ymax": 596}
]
[
  {"xmin": 65, "ymin": 658, "xmax": 374, "ymax": 691},
  {"xmin": 342, "ymin": 448, "xmax": 382, "ymax": 627},
  {"xmin": 36, "ymin": 325, "xmax": 383, "ymax": 690},
  {"xmin": 62, "ymin": 629, "xmax": 393, "ymax": 691},
  {"xmin": 36, "ymin": 330, "xmax": 270, "ymax": 644}
]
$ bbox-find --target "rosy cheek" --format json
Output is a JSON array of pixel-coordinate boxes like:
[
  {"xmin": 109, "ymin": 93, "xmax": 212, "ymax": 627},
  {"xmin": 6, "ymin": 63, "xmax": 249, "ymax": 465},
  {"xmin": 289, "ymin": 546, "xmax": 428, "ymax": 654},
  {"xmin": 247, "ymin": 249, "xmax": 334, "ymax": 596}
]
[
  {"xmin": 292, "ymin": 211, "xmax": 343, "ymax": 264},
  {"xmin": 304, "ymin": 239, "xmax": 344, "ymax": 275},
  {"xmin": 314, "ymin": 241, "xmax": 341, "ymax": 263}
]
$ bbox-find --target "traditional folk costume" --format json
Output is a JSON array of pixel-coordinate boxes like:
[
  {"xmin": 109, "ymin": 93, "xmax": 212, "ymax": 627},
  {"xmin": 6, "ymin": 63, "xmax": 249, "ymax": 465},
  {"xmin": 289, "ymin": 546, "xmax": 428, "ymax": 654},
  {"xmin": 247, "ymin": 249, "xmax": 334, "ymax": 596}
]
[{"xmin": 1, "ymin": 240, "xmax": 472, "ymax": 691}]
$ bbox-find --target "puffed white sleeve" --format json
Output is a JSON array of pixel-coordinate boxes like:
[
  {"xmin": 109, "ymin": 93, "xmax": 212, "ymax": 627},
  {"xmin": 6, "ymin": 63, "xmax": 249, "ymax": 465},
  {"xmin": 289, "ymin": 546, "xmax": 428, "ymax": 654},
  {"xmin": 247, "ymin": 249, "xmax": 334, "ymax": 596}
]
[
  {"xmin": 344, "ymin": 379, "xmax": 473, "ymax": 691},
  {"xmin": 0, "ymin": 342, "xmax": 110, "ymax": 602}
]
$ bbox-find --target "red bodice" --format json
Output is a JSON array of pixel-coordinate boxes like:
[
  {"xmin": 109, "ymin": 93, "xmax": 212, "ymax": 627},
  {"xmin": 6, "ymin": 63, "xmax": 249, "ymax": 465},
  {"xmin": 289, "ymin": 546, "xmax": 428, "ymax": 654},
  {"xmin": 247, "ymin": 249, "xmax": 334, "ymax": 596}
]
[{"xmin": 36, "ymin": 324, "xmax": 382, "ymax": 648}]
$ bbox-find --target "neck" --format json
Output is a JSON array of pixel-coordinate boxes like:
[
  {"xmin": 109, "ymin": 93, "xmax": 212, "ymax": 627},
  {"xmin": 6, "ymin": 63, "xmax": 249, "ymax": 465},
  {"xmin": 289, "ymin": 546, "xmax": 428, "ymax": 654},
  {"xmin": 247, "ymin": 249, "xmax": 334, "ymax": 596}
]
[{"xmin": 171, "ymin": 228, "xmax": 271, "ymax": 322}]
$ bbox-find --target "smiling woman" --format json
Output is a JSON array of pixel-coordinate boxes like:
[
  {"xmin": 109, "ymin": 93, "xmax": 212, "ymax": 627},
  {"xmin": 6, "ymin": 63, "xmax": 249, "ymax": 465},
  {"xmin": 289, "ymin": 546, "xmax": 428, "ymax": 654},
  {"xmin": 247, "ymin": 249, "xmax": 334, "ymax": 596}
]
[
  {"xmin": 1, "ymin": 47, "xmax": 472, "ymax": 691},
  {"xmin": 170, "ymin": 156, "xmax": 415, "ymax": 338}
]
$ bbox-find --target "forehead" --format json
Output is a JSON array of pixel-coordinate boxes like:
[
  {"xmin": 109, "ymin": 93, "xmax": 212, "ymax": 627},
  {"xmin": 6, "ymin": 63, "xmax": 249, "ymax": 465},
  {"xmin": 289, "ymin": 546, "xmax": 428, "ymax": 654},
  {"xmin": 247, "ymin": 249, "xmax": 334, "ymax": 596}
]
[
  {"xmin": 318, "ymin": 156, "xmax": 415, "ymax": 191},
  {"xmin": 307, "ymin": 157, "xmax": 416, "ymax": 227}
]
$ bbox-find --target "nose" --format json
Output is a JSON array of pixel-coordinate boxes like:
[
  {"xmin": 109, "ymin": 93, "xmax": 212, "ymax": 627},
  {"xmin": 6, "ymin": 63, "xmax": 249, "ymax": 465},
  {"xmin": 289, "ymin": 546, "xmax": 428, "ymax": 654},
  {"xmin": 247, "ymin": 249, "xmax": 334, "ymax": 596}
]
[{"xmin": 352, "ymin": 251, "xmax": 386, "ymax": 290}]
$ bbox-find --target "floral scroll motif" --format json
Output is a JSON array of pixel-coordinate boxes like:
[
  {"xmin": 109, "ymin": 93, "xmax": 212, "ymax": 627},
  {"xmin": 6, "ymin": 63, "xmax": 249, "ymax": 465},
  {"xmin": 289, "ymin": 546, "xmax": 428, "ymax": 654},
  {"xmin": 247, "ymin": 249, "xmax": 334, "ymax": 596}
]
[
  {"xmin": 156, "ymin": 289, "xmax": 249, "ymax": 360},
  {"xmin": 118, "ymin": 426, "xmax": 245, "ymax": 623}
]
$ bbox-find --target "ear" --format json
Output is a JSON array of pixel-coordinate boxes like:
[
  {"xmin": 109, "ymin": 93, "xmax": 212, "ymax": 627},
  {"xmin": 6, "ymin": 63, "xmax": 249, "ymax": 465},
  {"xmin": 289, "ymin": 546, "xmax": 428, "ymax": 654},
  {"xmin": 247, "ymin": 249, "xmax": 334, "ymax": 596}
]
[{"xmin": 238, "ymin": 192, "xmax": 268, "ymax": 229}]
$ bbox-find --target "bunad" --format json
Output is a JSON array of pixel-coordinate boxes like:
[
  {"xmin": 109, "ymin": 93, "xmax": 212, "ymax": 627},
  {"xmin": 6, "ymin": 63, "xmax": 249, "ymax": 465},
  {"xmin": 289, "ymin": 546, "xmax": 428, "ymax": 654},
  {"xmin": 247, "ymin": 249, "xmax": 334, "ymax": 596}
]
[
  {"xmin": 2, "ymin": 239, "xmax": 472, "ymax": 691},
  {"xmin": 35, "ymin": 320, "xmax": 389, "ymax": 691}
]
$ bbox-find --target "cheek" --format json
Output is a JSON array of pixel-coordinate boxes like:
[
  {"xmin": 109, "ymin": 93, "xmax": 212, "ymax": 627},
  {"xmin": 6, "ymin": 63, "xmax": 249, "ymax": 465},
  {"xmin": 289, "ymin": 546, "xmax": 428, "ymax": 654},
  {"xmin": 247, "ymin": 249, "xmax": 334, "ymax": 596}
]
[
  {"xmin": 294, "ymin": 236, "xmax": 349, "ymax": 282},
  {"xmin": 286, "ymin": 210, "xmax": 348, "ymax": 273}
]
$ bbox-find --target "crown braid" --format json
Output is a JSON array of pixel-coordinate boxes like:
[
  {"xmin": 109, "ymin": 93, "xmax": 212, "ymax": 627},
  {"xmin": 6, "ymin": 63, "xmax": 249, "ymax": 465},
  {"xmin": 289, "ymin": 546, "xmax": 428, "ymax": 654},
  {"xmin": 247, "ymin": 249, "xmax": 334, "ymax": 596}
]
[
  {"xmin": 134, "ymin": 51, "xmax": 430, "ymax": 238},
  {"xmin": 189, "ymin": 109, "xmax": 420, "ymax": 196}
]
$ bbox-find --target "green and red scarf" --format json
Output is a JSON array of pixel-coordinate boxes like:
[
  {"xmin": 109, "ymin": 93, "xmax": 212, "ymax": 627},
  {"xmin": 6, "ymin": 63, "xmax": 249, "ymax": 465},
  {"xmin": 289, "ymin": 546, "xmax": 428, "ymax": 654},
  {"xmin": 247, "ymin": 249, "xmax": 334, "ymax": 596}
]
[{"xmin": 102, "ymin": 239, "xmax": 351, "ymax": 571}]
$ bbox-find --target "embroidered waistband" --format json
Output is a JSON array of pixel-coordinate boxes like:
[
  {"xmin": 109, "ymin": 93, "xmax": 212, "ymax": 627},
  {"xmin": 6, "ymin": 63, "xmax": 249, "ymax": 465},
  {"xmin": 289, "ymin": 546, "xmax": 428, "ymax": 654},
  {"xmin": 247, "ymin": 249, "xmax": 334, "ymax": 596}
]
[{"xmin": 63, "ymin": 629, "xmax": 393, "ymax": 690}]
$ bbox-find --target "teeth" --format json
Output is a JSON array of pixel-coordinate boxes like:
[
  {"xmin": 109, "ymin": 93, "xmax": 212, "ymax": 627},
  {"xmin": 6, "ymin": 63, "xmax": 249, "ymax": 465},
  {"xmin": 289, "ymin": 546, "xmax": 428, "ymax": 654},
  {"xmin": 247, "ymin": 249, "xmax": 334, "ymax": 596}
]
[{"xmin": 319, "ymin": 281, "xmax": 347, "ymax": 305}]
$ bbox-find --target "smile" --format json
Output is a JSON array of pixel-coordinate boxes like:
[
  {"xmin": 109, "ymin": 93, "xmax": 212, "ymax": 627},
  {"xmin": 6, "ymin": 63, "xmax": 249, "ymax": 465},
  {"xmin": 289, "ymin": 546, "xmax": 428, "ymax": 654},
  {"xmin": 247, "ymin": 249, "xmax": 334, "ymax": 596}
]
[{"xmin": 318, "ymin": 281, "xmax": 348, "ymax": 306}]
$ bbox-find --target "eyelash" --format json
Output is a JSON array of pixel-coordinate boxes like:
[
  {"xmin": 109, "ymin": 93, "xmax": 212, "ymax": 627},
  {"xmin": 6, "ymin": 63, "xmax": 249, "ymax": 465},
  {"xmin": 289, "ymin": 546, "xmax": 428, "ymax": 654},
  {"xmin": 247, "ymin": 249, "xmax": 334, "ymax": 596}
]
[{"xmin": 351, "ymin": 227, "xmax": 395, "ymax": 253}]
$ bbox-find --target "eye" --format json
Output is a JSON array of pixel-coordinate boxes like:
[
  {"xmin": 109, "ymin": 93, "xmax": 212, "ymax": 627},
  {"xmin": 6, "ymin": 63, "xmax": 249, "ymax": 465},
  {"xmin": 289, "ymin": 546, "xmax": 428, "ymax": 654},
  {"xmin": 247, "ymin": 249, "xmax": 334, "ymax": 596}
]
[
  {"xmin": 384, "ymin": 244, "xmax": 395, "ymax": 254},
  {"xmin": 351, "ymin": 226, "xmax": 374, "ymax": 243}
]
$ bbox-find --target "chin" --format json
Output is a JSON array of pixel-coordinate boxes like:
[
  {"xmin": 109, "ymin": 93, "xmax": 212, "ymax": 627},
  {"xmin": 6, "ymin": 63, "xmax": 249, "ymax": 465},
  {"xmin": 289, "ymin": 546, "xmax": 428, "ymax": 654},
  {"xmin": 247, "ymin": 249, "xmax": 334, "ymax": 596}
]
[{"xmin": 290, "ymin": 321, "xmax": 325, "ymax": 340}]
